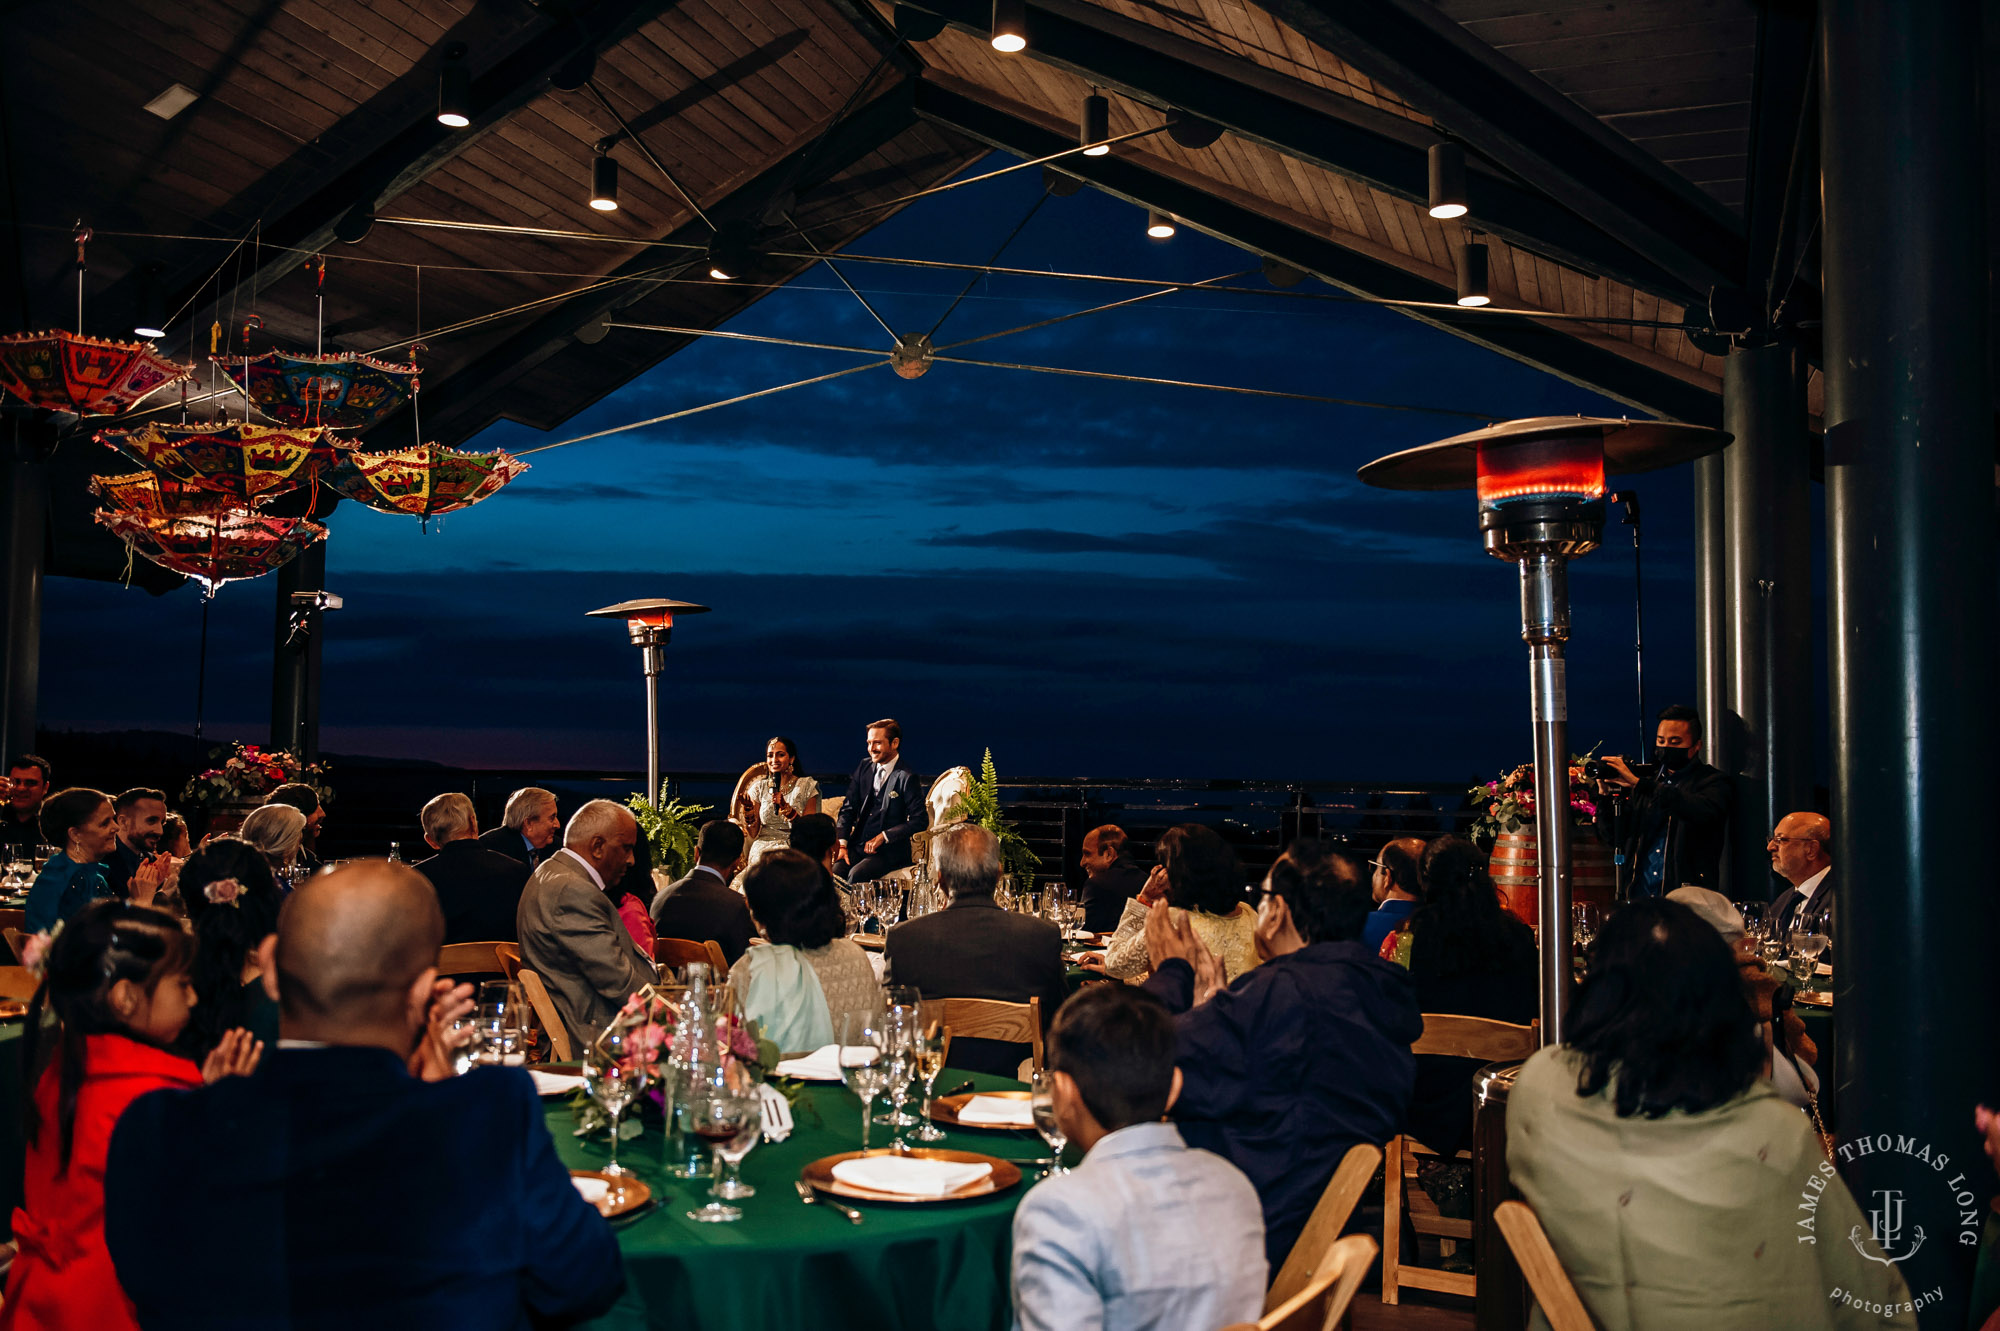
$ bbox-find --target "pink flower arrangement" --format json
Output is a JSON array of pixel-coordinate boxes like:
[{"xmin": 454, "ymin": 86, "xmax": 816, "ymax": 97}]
[
  {"xmin": 180, "ymin": 742, "xmax": 331, "ymax": 811},
  {"xmin": 1469, "ymin": 754, "xmax": 1601, "ymax": 845}
]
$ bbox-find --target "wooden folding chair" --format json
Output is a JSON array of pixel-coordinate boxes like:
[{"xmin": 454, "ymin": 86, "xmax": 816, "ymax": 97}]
[
  {"xmin": 517, "ymin": 969, "xmax": 573, "ymax": 1063},
  {"xmin": 1223, "ymin": 1234, "xmax": 1376, "ymax": 1331},
  {"xmin": 437, "ymin": 941, "xmax": 506, "ymax": 978},
  {"xmin": 1382, "ymin": 1014, "xmax": 1538, "ymax": 1304},
  {"xmin": 0, "ymin": 909, "xmax": 25, "ymax": 935},
  {"xmin": 0, "ymin": 966, "xmax": 38, "ymax": 1001},
  {"xmin": 654, "ymin": 936, "xmax": 729, "ymax": 976},
  {"xmin": 495, "ymin": 942, "xmax": 522, "ymax": 983},
  {"xmin": 939, "ymin": 995, "xmax": 1042, "ymax": 1070},
  {"xmin": 1494, "ymin": 1200, "xmax": 1597, "ymax": 1331},
  {"xmin": 1266, "ymin": 1142, "xmax": 1383, "ymax": 1309},
  {"xmin": 2, "ymin": 928, "xmax": 24, "ymax": 967}
]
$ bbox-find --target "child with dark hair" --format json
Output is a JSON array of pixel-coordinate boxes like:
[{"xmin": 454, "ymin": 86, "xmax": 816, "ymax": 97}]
[
  {"xmin": 176, "ymin": 837, "xmax": 284, "ymax": 1061},
  {"xmin": 5, "ymin": 901, "xmax": 261, "ymax": 1330},
  {"xmin": 1010, "ymin": 985, "xmax": 1265, "ymax": 1331}
]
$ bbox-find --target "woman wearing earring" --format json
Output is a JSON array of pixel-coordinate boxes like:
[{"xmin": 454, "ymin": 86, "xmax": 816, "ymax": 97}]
[{"xmin": 734, "ymin": 737, "xmax": 820, "ymax": 870}]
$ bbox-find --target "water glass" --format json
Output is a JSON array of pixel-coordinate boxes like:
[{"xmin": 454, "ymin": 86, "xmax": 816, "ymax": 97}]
[
  {"xmin": 1030, "ymin": 1067, "xmax": 1069, "ymax": 1176},
  {"xmin": 876, "ymin": 1005, "xmax": 920, "ymax": 1134},
  {"xmin": 448, "ymin": 1016, "xmax": 484, "ymax": 1076},
  {"xmin": 838, "ymin": 1013, "xmax": 889, "ymax": 1150},
  {"xmin": 583, "ymin": 1024, "xmax": 646, "ymax": 1179},
  {"xmin": 686, "ymin": 1092, "xmax": 760, "ymax": 1222}
]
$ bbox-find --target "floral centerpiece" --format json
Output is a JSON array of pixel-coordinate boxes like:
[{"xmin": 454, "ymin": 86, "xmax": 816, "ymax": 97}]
[
  {"xmin": 180, "ymin": 742, "xmax": 332, "ymax": 811},
  {"xmin": 1468, "ymin": 751, "xmax": 1599, "ymax": 846},
  {"xmin": 571, "ymin": 984, "xmax": 781, "ymax": 1139},
  {"xmin": 945, "ymin": 749, "xmax": 1041, "ymax": 886}
]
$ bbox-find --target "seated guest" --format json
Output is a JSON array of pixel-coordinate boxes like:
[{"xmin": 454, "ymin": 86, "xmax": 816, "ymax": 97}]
[
  {"xmin": 1507, "ymin": 898, "xmax": 1912, "ymax": 1329},
  {"xmin": 1363, "ymin": 836, "xmax": 1425, "ymax": 951},
  {"xmin": 413, "ymin": 793, "xmax": 529, "ymax": 945},
  {"xmin": 1393, "ymin": 835, "xmax": 1538, "ymax": 1155},
  {"xmin": 1, "ymin": 753, "xmax": 52, "ymax": 852},
  {"xmin": 649, "ymin": 820, "xmax": 756, "ymax": 967},
  {"xmin": 105, "ymin": 861, "xmax": 627, "ymax": 1329},
  {"xmin": 1668, "ymin": 886, "xmax": 1820, "ymax": 1111},
  {"xmin": 239, "ymin": 803, "xmax": 308, "ymax": 881},
  {"xmin": 613, "ymin": 834, "xmax": 658, "ymax": 961},
  {"xmin": 1143, "ymin": 840, "xmax": 1420, "ymax": 1268},
  {"xmin": 834, "ymin": 718, "xmax": 926, "ymax": 881},
  {"xmin": 28, "ymin": 788, "xmax": 161, "ymax": 931},
  {"xmin": 159, "ymin": 813, "xmax": 191, "ymax": 860},
  {"xmin": 729, "ymin": 850, "xmax": 881, "ymax": 1054},
  {"xmin": 1100, "ymin": 824, "xmax": 1257, "ymax": 983},
  {"xmin": 178, "ymin": 837, "xmax": 285, "ymax": 1058},
  {"xmin": 1077, "ymin": 824, "xmax": 1146, "ymax": 933},
  {"xmin": 1011, "ymin": 984, "xmax": 1266, "ymax": 1331},
  {"xmin": 734, "ymin": 735, "xmax": 821, "ymax": 868},
  {"xmin": 1769, "ymin": 810, "xmax": 1835, "ymax": 939},
  {"xmin": 787, "ymin": 812, "xmax": 850, "ymax": 901},
  {"xmin": 264, "ymin": 782, "xmax": 325, "ymax": 870},
  {"xmin": 104, "ymin": 787, "xmax": 170, "ymax": 900},
  {"xmin": 517, "ymin": 799, "xmax": 657, "ymax": 1050},
  {"xmin": 479, "ymin": 786, "xmax": 562, "ymax": 869},
  {"xmin": 884, "ymin": 823, "xmax": 1068, "ymax": 1077},
  {"xmin": 6, "ymin": 901, "xmax": 262, "ymax": 1331}
]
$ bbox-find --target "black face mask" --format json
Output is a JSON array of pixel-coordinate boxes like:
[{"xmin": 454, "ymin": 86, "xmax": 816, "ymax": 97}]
[{"xmin": 1657, "ymin": 746, "xmax": 1694, "ymax": 772}]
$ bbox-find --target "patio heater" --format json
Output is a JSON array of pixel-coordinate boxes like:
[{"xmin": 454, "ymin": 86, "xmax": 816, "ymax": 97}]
[
  {"xmin": 586, "ymin": 597, "xmax": 711, "ymax": 809},
  {"xmin": 1358, "ymin": 417, "xmax": 1728, "ymax": 1043}
]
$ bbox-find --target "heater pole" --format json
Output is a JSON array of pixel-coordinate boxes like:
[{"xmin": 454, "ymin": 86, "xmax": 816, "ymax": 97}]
[
  {"xmin": 1520, "ymin": 551, "xmax": 1574, "ymax": 1044},
  {"xmin": 640, "ymin": 635, "xmax": 664, "ymax": 810}
]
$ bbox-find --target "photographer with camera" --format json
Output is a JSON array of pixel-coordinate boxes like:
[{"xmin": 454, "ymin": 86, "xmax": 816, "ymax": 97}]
[{"xmin": 1592, "ymin": 704, "xmax": 1732, "ymax": 897}]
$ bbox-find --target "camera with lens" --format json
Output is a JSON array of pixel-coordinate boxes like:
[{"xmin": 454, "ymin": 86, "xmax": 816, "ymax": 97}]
[{"xmin": 1582, "ymin": 757, "xmax": 1616, "ymax": 782}]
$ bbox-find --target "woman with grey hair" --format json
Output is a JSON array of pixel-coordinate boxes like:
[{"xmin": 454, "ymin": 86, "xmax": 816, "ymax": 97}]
[
  {"xmin": 238, "ymin": 803, "xmax": 308, "ymax": 884},
  {"xmin": 1666, "ymin": 886, "xmax": 1820, "ymax": 1111}
]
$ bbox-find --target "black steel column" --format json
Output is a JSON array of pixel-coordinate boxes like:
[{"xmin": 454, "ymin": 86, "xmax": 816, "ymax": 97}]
[
  {"xmin": 1824, "ymin": 1, "xmax": 1996, "ymax": 1322},
  {"xmin": 0, "ymin": 442, "xmax": 46, "ymax": 764},
  {"xmin": 268, "ymin": 541, "xmax": 326, "ymax": 762},
  {"xmin": 1721, "ymin": 341, "xmax": 1812, "ymax": 902},
  {"xmin": 1691, "ymin": 452, "xmax": 1729, "ymax": 885}
]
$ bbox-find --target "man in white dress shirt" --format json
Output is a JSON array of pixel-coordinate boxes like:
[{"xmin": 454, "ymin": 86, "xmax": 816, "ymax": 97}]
[
  {"xmin": 1768, "ymin": 811, "xmax": 1834, "ymax": 940},
  {"xmin": 834, "ymin": 719, "xmax": 925, "ymax": 881}
]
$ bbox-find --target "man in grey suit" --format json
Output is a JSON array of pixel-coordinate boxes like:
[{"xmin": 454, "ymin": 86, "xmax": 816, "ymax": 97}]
[{"xmin": 517, "ymin": 799, "xmax": 656, "ymax": 1049}]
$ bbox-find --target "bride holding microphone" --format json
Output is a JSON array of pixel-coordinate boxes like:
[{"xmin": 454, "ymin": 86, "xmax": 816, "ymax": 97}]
[{"xmin": 734, "ymin": 736, "xmax": 820, "ymax": 869}]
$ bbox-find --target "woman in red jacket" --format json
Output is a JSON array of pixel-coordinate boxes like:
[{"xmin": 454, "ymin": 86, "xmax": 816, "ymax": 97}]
[{"xmin": 3, "ymin": 900, "xmax": 261, "ymax": 1330}]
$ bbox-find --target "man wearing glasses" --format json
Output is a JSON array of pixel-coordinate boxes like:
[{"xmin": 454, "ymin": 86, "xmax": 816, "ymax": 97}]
[
  {"xmin": 1363, "ymin": 838, "xmax": 1425, "ymax": 951},
  {"xmin": 1768, "ymin": 812, "xmax": 1834, "ymax": 939}
]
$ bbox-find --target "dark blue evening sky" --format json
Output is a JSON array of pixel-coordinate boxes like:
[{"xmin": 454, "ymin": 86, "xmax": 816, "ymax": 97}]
[{"xmin": 41, "ymin": 152, "xmax": 1700, "ymax": 783}]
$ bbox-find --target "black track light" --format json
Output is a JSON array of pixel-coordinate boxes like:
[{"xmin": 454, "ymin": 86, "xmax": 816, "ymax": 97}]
[
  {"xmin": 1081, "ymin": 92, "xmax": 1110, "ymax": 157},
  {"xmin": 132, "ymin": 263, "xmax": 168, "ymax": 340},
  {"xmin": 1042, "ymin": 166, "xmax": 1083, "ymax": 197},
  {"xmin": 1455, "ymin": 238, "xmax": 1490, "ymax": 307},
  {"xmin": 590, "ymin": 149, "xmax": 619, "ymax": 213},
  {"xmin": 1428, "ymin": 141, "xmax": 1467, "ymax": 220},
  {"xmin": 437, "ymin": 46, "xmax": 471, "ymax": 129},
  {"xmin": 1145, "ymin": 210, "xmax": 1175, "ymax": 240},
  {"xmin": 706, "ymin": 220, "xmax": 755, "ymax": 281},
  {"xmin": 990, "ymin": 0, "xmax": 1026, "ymax": 51}
]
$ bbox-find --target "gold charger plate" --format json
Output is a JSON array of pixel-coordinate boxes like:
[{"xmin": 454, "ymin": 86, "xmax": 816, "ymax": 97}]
[
  {"xmin": 801, "ymin": 1147, "xmax": 1022, "ymax": 1204},
  {"xmin": 570, "ymin": 1170, "xmax": 652, "ymax": 1218},
  {"xmin": 0, "ymin": 1001, "xmax": 27, "ymax": 1021},
  {"xmin": 929, "ymin": 1090, "xmax": 1036, "ymax": 1131}
]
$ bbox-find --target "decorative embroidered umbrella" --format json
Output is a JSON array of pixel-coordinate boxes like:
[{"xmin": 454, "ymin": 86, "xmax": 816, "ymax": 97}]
[
  {"xmin": 213, "ymin": 350, "xmax": 419, "ymax": 430},
  {"xmin": 327, "ymin": 442, "xmax": 527, "ymax": 518},
  {"xmin": 89, "ymin": 470, "xmax": 247, "ymax": 518},
  {"xmin": 96, "ymin": 422, "xmax": 339, "ymax": 502},
  {"xmin": 0, "ymin": 330, "xmax": 192, "ymax": 415},
  {"xmin": 95, "ymin": 508, "xmax": 327, "ymax": 595}
]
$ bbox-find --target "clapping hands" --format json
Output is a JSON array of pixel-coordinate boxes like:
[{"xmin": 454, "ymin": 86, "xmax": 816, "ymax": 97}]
[
  {"xmin": 1143, "ymin": 899, "xmax": 1226, "ymax": 1006},
  {"xmin": 411, "ymin": 979, "xmax": 476, "ymax": 1082},
  {"xmin": 201, "ymin": 1028, "xmax": 264, "ymax": 1083}
]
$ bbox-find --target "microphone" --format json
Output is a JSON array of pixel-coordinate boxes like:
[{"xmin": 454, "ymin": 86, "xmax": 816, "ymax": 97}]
[{"xmin": 1611, "ymin": 489, "xmax": 1640, "ymax": 524}]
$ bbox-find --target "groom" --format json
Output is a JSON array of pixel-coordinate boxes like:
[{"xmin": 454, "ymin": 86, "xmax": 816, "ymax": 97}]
[{"xmin": 836, "ymin": 718, "xmax": 925, "ymax": 882}]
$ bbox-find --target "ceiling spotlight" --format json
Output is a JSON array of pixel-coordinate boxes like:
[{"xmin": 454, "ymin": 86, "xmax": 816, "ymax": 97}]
[
  {"xmin": 589, "ymin": 149, "xmax": 619, "ymax": 213},
  {"xmin": 706, "ymin": 220, "xmax": 755, "ymax": 281},
  {"xmin": 991, "ymin": 0, "xmax": 1027, "ymax": 51},
  {"xmin": 1146, "ymin": 210, "xmax": 1176, "ymax": 240},
  {"xmin": 437, "ymin": 47, "xmax": 471, "ymax": 129},
  {"xmin": 1042, "ymin": 165, "xmax": 1083, "ymax": 197},
  {"xmin": 132, "ymin": 263, "xmax": 168, "ymax": 340},
  {"xmin": 1428, "ymin": 141, "xmax": 1467, "ymax": 220},
  {"xmin": 1081, "ymin": 93, "xmax": 1110, "ymax": 157},
  {"xmin": 1455, "ymin": 238, "xmax": 1490, "ymax": 307}
]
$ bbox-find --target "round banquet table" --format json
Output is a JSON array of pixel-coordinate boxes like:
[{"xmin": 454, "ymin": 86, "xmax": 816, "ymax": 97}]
[{"xmin": 558, "ymin": 1067, "xmax": 1049, "ymax": 1331}]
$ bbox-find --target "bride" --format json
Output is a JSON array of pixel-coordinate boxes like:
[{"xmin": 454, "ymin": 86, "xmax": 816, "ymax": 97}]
[{"xmin": 735, "ymin": 736, "xmax": 821, "ymax": 868}]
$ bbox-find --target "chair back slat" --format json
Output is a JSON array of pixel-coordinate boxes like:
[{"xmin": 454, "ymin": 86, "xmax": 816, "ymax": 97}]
[
  {"xmin": 940, "ymin": 996, "xmax": 1042, "ymax": 1069},
  {"xmin": 437, "ymin": 941, "xmax": 506, "ymax": 978},
  {"xmin": 1231, "ymin": 1234, "xmax": 1376, "ymax": 1331},
  {"xmin": 1494, "ymin": 1200, "xmax": 1598, "ymax": 1331},
  {"xmin": 2, "ymin": 927, "xmax": 24, "ymax": 967},
  {"xmin": 654, "ymin": 936, "xmax": 729, "ymax": 976},
  {"xmin": 495, "ymin": 942, "xmax": 523, "ymax": 983},
  {"xmin": 517, "ymin": 969, "xmax": 573, "ymax": 1063},
  {"xmin": 0, "ymin": 909, "xmax": 25, "ymax": 936},
  {"xmin": 729, "ymin": 763, "xmax": 765, "ymax": 838},
  {"xmin": 1265, "ymin": 1143, "xmax": 1382, "ymax": 1309},
  {"xmin": 1412, "ymin": 1013, "xmax": 1539, "ymax": 1061},
  {"xmin": 0, "ymin": 965, "xmax": 39, "ymax": 1001}
]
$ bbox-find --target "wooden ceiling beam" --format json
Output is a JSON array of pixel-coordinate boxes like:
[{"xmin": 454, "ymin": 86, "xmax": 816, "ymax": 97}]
[{"xmin": 913, "ymin": 77, "xmax": 1721, "ymax": 425}]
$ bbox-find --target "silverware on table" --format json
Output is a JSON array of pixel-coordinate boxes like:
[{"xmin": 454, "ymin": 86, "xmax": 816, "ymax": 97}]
[
  {"xmin": 795, "ymin": 1179, "xmax": 864, "ymax": 1224},
  {"xmin": 936, "ymin": 1080, "xmax": 976, "ymax": 1100}
]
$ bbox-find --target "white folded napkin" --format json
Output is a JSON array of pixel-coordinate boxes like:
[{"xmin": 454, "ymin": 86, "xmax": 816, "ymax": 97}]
[
  {"xmin": 831, "ymin": 1155, "xmax": 993, "ymax": 1198},
  {"xmin": 530, "ymin": 1070, "xmax": 586, "ymax": 1097},
  {"xmin": 955, "ymin": 1094, "xmax": 1035, "ymax": 1127},
  {"xmin": 774, "ymin": 1044, "xmax": 876, "ymax": 1081},
  {"xmin": 756, "ymin": 1082, "xmax": 795, "ymax": 1142},
  {"xmin": 571, "ymin": 1175, "xmax": 610, "ymax": 1207}
]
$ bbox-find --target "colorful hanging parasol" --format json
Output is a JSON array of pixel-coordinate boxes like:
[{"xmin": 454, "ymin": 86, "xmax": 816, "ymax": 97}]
[
  {"xmin": 0, "ymin": 330, "xmax": 192, "ymax": 416},
  {"xmin": 95, "ymin": 508, "xmax": 327, "ymax": 595},
  {"xmin": 89, "ymin": 470, "xmax": 249, "ymax": 518},
  {"xmin": 96, "ymin": 422, "xmax": 340, "ymax": 501},
  {"xmin": 327, "ymin": 442, "xmax": 527, "ymax": 518},
  {"xmin": 213, "ymin": 350, "xmax": 419, "ymax": 430}
]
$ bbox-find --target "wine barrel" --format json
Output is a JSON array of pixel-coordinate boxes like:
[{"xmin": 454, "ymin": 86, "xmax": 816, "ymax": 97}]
[{"xmin": 1490, "ymin": 828, "xmax": 1615, "ymax": 926}]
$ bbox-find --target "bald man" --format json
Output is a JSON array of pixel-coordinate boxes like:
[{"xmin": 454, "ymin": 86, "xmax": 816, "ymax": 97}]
[
  {"xmin": 1768, "ymin": 811, "xmax": 1835, "ymax": 940},
  {"xmin": 516, "ymin": 798, "xmax": 657, "ymax": 1050},
  {"xmin": 103, "ymin": 861, "xmax": 625, "ymax": 1328}
]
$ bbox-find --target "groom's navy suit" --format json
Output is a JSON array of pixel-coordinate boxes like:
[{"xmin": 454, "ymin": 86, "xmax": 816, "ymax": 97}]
[{"xmin": 836, "ymin": 758, "xmax": 926, "ymax": 880}]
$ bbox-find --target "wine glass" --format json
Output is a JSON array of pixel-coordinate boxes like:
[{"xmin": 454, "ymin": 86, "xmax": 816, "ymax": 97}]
[
  {"xmin": 1570, "ymin": 901, "xmax": 1601, "ymax": 952},
  {"xmin": 911, "ymin": 1003, "xmax": 949, "ymax": 1144},
  {"xmin": 876, "ymin": 1005, "xmax": 921, "ymax": 1135},
  {"xmin": 838, "ymin": 1012, "xmax": 888, "ymax": 1150},
  {"xmin": 1790, "ymin": 907, "xmax": 1832, "ymax": 993},
  {"xmin": 583, "ymin": 1024, "xmax": 646, "ymax": 1180},
  {"xmin": 685, "ymin": 1091, "xmax": 760, "ymax": 1223},
  {"xmin": 1030, "ymin": 1067, "xmax": 1069, "ymax": 1176},
  {"xmin": 448, "ymin": 1016, "xmax": 484, "ymax": 1076}
]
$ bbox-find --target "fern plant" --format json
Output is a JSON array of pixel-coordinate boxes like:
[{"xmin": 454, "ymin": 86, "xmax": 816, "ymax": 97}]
[
  {"xmin": 625, "ymin": 785, "xmax": 711, "ymax": 880},
  {"xmin": 945, "ymin": 749, "xmax": 1042, "ymax": 885}
]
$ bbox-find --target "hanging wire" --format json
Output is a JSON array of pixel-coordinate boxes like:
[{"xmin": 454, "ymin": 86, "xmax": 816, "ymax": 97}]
[
  {"xmin": 783, "ymin": 212, "xmax": 897, "ymax": 341},
  {"xmin": 584, "ymin": 82, "xmax": 714, "ymax": 231},
  {"xmin": 935, "ymin": 269, "xmax": 1253, "ymax": 353},
  {"xmin": 929, "ymin": 355, "xmax": 1498, "ymax": 418},
  {"xmin": 927, "ymin": 192, "xmax": 1045, "ymax": 339},
  {"xmin": 514, "ymin": 361, "xmax": 889, "ymax": 454}
]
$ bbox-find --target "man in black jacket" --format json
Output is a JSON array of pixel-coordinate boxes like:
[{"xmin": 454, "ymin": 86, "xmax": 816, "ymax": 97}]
[
  {"xmin": 1594, "ymin": 703, "xmax": 1732, "ymax": 896},
  {"xmin": 649, "ymin": 820, "xmax": 756, "ymax": 966},
  {"xmin": 884, "ymin": 823, "xmax": 1068, "ymax": 1076},
  {"xmin": 834, "ymin": 718, "xmax": 926, "ymax": 881},
  {"xmin": 413, "ymin": 793, "xmax": 529, "ymax": 944},
  {"xmin": 1078, "ymin": 824, "xmax": 1147, "ymax": 933},
  {"xmin": 477, "ymin": 787, "xmax": 562, "ymax": 871}
]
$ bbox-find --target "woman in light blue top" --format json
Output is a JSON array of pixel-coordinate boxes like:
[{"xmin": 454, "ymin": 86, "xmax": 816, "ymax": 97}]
[
  {"xmin": 25, "ymin": 789, "xmax": 121, "ymax": 933},
  {"xmin": 728, "ymin": 850, "xmax": 880, "ymax": 1056}
]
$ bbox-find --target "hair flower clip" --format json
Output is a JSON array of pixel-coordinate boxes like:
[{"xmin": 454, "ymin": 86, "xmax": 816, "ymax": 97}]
[{"xmin": 204, "ymin": 878, "xmax": 244, "ymax": 908}]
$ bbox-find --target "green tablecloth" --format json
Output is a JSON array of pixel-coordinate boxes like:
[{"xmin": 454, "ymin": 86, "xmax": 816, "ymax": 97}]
[{"xmin": 559, "ymin": 1069, "xmax": 1049, "ymax": 1331}]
